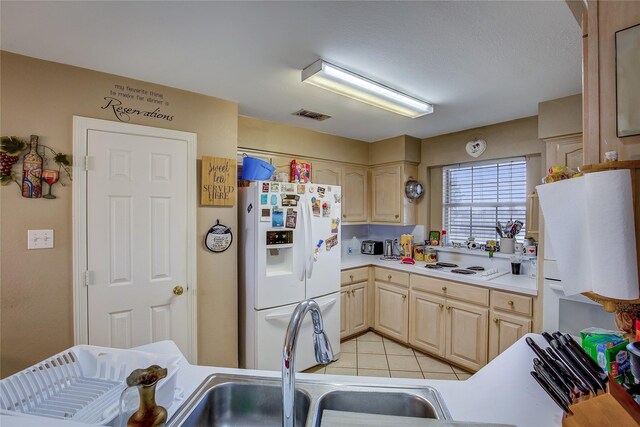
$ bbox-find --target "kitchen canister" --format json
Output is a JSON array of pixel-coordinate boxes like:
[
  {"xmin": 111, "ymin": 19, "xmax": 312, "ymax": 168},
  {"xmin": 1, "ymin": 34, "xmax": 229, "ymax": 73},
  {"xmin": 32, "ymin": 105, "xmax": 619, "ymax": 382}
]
[
  {"xmin": 426, "ymin": 249, "xmax": 437, "ymax": 263},
  {"xmin": 500, "ymin": 237, "xmax": 515, "ymax": 254}
]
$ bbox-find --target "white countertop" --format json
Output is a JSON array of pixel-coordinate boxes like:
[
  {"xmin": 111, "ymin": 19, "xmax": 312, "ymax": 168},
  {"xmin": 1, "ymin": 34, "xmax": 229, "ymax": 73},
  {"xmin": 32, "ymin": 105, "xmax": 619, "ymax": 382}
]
[
  {"xmin": 0, "ymin": 335, "xmax": 562, "ymax": 426},
  {"xmin": 342, "ymin": 254, "xmax": 538, "ymax": 296}
]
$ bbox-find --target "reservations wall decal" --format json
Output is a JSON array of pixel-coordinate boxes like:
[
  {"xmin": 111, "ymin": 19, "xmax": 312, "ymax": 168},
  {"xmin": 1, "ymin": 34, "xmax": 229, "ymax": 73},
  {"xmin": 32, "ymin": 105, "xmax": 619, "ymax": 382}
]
[{"xmin": 101, "ymin": 83, "xmax": 174, "ymax": 122}]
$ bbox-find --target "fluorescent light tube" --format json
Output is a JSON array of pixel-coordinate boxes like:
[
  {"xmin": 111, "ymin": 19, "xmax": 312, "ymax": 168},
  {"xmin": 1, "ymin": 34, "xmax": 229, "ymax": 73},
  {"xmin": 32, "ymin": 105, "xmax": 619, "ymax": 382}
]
[{"xmin": 301, "ymin": 59, "xmax": 433, "ymax": 119}]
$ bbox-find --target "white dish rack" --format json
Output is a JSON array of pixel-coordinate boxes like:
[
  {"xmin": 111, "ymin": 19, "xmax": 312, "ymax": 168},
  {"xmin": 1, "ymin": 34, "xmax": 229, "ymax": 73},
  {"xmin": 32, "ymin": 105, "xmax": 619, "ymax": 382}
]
[{"xmin": 0, "ymin": 345, "xmax": 182, "ymax": 425}]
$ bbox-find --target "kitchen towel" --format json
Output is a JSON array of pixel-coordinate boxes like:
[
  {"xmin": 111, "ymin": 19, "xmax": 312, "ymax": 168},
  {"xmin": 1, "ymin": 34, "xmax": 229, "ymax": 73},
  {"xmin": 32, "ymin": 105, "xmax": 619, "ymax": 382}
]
[{"xmin": 537, "ymin": 169, "xmax": 639, "ymax": 299}]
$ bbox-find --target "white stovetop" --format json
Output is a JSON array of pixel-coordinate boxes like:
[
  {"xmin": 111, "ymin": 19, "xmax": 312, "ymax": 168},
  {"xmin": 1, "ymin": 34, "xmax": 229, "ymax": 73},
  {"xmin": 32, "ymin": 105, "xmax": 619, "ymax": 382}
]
[
  {"xmin": 1, "ymin": 335, "xmax": 562, "ymax": 427},
  {"xmin": 342, "ymin": 253, "xmax": 538, "ymax": 296}
]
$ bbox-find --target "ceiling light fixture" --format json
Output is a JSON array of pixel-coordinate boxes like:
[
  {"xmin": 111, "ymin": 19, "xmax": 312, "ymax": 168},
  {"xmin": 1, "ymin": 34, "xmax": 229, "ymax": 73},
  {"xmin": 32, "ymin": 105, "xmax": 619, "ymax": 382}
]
[{"xmin": 301, "ymin": 59, "xmax": 433, "ymax": 119}]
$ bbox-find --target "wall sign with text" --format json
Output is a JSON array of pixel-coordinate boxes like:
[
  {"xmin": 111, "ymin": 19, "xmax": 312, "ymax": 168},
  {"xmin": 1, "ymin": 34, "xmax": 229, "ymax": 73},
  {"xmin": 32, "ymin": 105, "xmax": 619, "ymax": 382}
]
[
  {"xmin": 201, "ymin": 156, "xmax": 236, "ymax": 206},
  {"xmin": 101, "ymin": 83, "xmax": 174, "ymax": 123}
]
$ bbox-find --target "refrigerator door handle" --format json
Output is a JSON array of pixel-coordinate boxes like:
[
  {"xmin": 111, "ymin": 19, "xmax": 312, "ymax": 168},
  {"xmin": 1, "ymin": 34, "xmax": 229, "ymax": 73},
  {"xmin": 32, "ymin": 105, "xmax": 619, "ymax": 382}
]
[
  {"xmin": 298, "ymin": 200, "xmax": 306, "ymax": 282},
  {"xmin": 306, "ymin": 198, "xmax": 315, "ymax": 279},
  {"xmin": 265, "ymin": 297, "xmax": 337, "ymax": 321}
]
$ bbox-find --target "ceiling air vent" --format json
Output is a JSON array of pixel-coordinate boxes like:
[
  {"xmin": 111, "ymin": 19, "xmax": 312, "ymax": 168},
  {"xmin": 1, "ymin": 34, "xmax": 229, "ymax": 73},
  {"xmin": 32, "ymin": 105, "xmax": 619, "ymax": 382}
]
[{"xmin": 292, "ymin": 109, "xmax": 331, "ymax": 121}]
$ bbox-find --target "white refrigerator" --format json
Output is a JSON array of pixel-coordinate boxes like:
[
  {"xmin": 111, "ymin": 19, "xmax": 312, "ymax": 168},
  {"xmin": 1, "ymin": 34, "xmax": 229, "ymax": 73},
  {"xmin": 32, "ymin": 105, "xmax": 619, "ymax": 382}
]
[{"xmin": 239, "ymin": 180, "xmax": 341, "ymax": 371}]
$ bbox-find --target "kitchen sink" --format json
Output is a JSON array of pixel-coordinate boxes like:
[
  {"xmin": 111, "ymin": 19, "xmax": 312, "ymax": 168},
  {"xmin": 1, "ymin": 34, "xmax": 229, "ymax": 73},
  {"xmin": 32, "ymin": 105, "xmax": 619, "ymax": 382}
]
[
  {"xmin": 167, "ymin": 380, "xmax": 310, "ymax": 427},
  {"xmin": 166, "ymin": 374, "xmax": 450, "ymax": 427},
  {"xmin": 313, "ymin": 390, "xmax": 438, "ymax": 426}
]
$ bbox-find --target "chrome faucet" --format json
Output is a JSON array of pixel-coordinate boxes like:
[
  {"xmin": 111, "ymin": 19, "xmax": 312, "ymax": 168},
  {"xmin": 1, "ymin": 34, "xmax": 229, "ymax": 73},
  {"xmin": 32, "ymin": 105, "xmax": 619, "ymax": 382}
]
[{"xmin": 282, "ymin": 299, "xmax": 334, "ymax": 427}]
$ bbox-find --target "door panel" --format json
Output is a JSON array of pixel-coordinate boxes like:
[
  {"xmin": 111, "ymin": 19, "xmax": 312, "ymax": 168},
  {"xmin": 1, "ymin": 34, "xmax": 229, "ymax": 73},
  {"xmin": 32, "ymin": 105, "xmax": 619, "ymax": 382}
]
[
  {"xmin": 342, "ymin": 166, "xmax": 368, "ymax": 222},
  {"xmin": 313, "ymin": 160, "xmax": 341, "ymax": 186},
  {"xmin": 374, "ymin": 282, "xmax": 408, "ymax": 342},
  {"xmin": 489, "ymin": 312, "xmax": 531, "ymax": 361},
  {"xmin": 350, "ymin": 282, "xmax": 368, "ymax": 334},
  {"xmin": 445, "ymin": 299, "xmax": 488, "ymax": 371},
  {"xmin": 409, "ymin": 290, "xmax": 446, "ymax": 357},
  {"xmin": 87, "ymin": 129, "xmax": 189, "ymax": 353},
  {"xmin": 371, "ymin": 165, "xmax": 401, "ymax": 222}
]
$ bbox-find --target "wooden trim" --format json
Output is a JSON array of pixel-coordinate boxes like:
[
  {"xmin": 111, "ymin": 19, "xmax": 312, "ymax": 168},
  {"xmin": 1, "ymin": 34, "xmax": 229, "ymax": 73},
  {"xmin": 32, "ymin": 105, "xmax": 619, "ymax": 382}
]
[{"xmin": 585, "ymin": 0, "xmax": 601, "ymax": 164}]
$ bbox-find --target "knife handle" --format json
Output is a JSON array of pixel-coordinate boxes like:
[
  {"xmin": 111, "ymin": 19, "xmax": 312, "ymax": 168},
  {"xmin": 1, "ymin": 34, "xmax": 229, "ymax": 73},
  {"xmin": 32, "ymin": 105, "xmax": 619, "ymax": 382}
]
[
  {"xmin": 546, "ymin": 348, "xmax": 589, "ymax": 396},
  {"xmin": 531, "ymin": 371, "xmax": 570, "ymax": 413},
  {"xmin": 557, "ymin": 336, "xmax": 606, "ymax": 394},
  {"xmin": 533, "ymin": 359, "xmax": 572, "ymax": 406},
  {"xmin": 563, "ymin": 334, "xmax": 608, "ymax": 383},
  {"xmin": 551, "ymin": 340, "xmax": 600, "ymax": 395}
]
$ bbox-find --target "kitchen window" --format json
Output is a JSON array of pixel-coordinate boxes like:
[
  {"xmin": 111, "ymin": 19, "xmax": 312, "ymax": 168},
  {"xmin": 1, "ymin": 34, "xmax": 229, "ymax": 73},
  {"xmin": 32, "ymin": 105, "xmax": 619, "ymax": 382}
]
[{"xmin": 442, "ymin": 157, "xmax": 527, "ymax": 243}]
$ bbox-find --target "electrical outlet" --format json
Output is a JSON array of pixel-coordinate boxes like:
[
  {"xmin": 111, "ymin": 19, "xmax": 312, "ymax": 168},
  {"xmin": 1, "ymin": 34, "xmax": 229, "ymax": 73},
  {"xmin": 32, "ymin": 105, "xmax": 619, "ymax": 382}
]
[{"xmin": 27, "ymin": 229, "xmax": 54, "ymax": 249}]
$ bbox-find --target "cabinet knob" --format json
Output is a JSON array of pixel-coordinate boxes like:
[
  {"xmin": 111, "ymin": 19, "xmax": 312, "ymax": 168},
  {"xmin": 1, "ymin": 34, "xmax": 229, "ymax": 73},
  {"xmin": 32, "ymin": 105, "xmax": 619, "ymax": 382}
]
[
  {"xmin": 442, "ymin": 286, "xmax": 447, "ymax": 292},
  {"xmin": 402, "ymin": 294, "xmax": 406, "ymax": 301},
  {"xmin": 388, "ymin": 275, "xmax": 392, "ymax": 280},
  {"xmin": 343, "ymin": 214, "xmax": 346, "ymax": 218},
  {"xmin": 345, "ymin": 289, "xmax": 350, "ymax": 297},
  {"xmin": 350, "ymin": 274, "xmax": 354, "ymax": 281},
  {"xmin": 351, "ymin": 289, "xmax": 355, "ymax": 296},
  {"xmin": 493, "ymin": 318, "xmax": 499, "ymax": 323},
  {"xmin": 438, "ymin": 303, "xmax": 444, "ymax": 309},
  {"xmin": 395, "ymin": 214, "xmax": 399, "ymax": 219},
  {"xmin": 173, "ymin": 285, "xmax": 184, "ymax": 296},
  {"xmin": 446, "ymin": 306, "xmax": 451, "ymax": 311},
  {"xmin": 507, "ymin": 300, "xmax": 514, "ymax": 306}
]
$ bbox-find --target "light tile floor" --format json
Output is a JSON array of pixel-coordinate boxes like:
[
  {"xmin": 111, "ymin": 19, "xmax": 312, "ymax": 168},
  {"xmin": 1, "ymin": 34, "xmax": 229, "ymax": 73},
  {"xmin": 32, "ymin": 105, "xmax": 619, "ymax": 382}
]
[{"xmin": 304, "ymin": 331, "xmax": 473, "ymax": 380}]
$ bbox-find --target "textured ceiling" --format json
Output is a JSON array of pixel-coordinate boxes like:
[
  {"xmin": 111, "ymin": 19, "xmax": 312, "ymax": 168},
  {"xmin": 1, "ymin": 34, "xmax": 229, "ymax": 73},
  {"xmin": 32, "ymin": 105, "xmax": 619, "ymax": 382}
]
[{"xmin": 0, "ymin": 1, "xmax": 582, "ymax": 141}]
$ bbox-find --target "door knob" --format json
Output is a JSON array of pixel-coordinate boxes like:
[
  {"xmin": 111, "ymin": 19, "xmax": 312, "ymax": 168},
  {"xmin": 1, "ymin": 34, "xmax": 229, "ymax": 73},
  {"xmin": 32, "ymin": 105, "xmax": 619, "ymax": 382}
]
[{"xmin": 173, "ymin": 285, "xmax": 184, "ymax": 296}]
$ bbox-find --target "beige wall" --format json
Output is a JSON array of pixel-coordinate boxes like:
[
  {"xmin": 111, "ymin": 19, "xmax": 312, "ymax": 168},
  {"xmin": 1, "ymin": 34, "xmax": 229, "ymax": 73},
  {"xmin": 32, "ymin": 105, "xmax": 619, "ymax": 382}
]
[
  {"xmin": 538, "ymin": 94, "xmax": 583, "ymax": 140},
  {"xmin": 417, "ymin": 116, "xmax": 544, "ymax": 232},
  {"xmin": 238, "ymin": 116, "xmax": 369, "ymax": 164},
  {"xmin": 1, "ymin": 52, "xmax": 239, "ymax": 377}
]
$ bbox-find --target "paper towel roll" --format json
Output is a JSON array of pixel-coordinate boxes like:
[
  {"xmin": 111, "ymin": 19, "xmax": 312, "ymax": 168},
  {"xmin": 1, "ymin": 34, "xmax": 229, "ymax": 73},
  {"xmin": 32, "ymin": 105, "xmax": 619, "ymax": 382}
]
[{"xmin": 537, "ymin": 169, "xmax": 639, "ymax": 300}]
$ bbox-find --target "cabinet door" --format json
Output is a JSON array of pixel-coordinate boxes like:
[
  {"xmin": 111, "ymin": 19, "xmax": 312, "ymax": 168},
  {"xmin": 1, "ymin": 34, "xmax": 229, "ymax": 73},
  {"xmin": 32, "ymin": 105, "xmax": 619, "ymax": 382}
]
[
  {"xmin": 445, "ymin": 299, "xmax": 488, "ymax": 372},
  {"xmin": 374, "ymin": 282, "xmax": 408, "ymax": 342},
  {"xmin": 409, "ymin": 290, "xmax": 446, "ymax": 357},
  {"xmin": 350, "ymin": 282, "xmax": 368, "ymax": 335},
  {"xmin": 340, "ymin": 288, "xmax": 350, "ymax": 339},
  {"xmin": 488, "ymin": 311, "xmax": 532, "ymax": 361},
  {"xmin": 342, "ymin": 166, "xmax": 368, "ymax": 223},
  {"xmin": 371, "ymin": 165, "xmax": 401, "ymax": 223},
  {"xmin": 269, "ymin": 155, "xmax": 294, "ymax": 176},
  {"xmin": 312, "ymin": 160, "xmax": 341, "ymax": 186}
]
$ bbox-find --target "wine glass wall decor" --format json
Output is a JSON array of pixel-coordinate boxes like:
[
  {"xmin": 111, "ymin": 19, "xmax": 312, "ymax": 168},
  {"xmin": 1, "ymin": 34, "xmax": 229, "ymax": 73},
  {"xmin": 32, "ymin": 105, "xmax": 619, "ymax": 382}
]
[{"xmin": 1, "ymin": 135, "xmax": 72, "ymax": 199}]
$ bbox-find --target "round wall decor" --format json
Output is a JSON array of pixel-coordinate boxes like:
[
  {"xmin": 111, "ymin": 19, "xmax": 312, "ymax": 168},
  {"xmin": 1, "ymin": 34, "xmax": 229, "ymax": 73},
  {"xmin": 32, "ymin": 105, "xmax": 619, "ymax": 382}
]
[{"xmin": 204, "ymin": 219, "xmax": 233, "ymax": 253}]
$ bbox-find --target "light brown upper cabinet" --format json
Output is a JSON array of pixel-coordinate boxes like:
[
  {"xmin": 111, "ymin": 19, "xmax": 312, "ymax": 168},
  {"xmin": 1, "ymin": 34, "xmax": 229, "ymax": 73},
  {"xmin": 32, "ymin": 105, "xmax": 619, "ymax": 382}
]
[
  {"xmin": 312, "ymin": 160, "xmax": 341, "ymax": 186},
  {"xmin": 370, "ymin": 162, "xmax": 417, "ymax": 225},
  {"xmin": 371, "ymin": 164, "xmax": 402, "ymax": 223},
  {"xmin": 342, "ymin": 165, "xmax": 368, "ymax": 223}
]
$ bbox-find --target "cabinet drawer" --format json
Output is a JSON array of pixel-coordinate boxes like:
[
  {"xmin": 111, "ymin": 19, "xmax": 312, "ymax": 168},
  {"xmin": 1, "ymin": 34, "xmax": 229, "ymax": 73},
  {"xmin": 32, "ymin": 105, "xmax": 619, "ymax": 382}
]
[
  {"xmin": 492, "ymin": 291, "xmax": 533, "ymax": 317},
  {"xmin": 341, "ymin": 267, "xmax": 369, "ymax": 286},
  {"xmin": 374, "ymin": 267, "xmax": 409, "ymax": 288},
  {"xmin": 410, "ymin": 275, "xmax": 489, "ymax": 306}
]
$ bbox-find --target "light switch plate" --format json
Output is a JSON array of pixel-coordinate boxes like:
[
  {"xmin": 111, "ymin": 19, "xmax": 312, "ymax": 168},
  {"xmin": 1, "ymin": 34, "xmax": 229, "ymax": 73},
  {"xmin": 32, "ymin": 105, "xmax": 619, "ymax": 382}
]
[{"xmin": 27, "ymin": 229, "xmax": 54, "ymax": 249}]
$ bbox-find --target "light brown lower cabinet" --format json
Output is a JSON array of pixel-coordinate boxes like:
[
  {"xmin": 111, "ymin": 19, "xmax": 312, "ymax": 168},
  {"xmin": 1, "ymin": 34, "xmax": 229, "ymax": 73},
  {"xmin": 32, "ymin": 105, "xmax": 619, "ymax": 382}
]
[
  {"xmin": 374, "ymin": 281, "xmax": 408, "ymax": 342},
  {"xmin": 488, "ymin": 311, "xmax": 532, "ymax": 361},
  {"xmin": 409, "ymin": 289, "xmax": 446, "ymax": 357},
  {"xmin": 445, "ymin": 299, "xmax": 489, "ymax": 372},
  {"xmin": 341, "ymin": 282, "xmax": 368, "ymax": 339}
]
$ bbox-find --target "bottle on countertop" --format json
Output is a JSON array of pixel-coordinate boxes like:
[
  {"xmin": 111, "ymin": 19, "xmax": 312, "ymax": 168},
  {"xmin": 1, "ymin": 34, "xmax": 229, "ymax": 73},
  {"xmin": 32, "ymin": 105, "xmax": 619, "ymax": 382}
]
[
  {"xmin": 440, "ymin": 230, "xmax": 447, "ymax": 247},
  {"xmin": 348, "ymin": 236, "xmax": 359, "ymax": 255}
]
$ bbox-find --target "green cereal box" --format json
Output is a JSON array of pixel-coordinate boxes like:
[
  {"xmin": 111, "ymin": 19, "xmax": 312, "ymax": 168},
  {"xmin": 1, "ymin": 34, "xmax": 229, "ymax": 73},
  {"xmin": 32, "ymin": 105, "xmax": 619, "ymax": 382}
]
[{"xmin": 580, "ymin": 327, "xmax": 631, "ymax": 383}]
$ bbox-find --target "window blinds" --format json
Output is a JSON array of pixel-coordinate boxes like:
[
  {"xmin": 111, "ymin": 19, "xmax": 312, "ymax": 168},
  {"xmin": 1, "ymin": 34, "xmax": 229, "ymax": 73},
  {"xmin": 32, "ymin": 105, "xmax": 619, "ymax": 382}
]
[{"xmin": 442, "ymin": 157, "xmax": 527, "ymax": 243}]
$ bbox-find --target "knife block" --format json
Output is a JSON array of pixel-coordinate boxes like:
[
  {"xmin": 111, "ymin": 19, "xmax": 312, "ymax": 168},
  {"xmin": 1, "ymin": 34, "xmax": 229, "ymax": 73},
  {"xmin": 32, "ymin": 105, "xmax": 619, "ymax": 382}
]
[{"xmin": 562, "ymin": 376, "xmax": 640, "ymax": 427}]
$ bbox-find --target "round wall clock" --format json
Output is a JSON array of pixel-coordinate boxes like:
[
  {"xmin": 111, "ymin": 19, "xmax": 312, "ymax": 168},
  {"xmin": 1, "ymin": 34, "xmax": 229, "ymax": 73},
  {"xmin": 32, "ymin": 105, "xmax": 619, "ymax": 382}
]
[
  {"xmin": 204, "ymin": 220, "xmax": 233, "ymax": 253},
  {"xmin": 465, "ymin": 138, "xmax": 487, "ymax": 158}
]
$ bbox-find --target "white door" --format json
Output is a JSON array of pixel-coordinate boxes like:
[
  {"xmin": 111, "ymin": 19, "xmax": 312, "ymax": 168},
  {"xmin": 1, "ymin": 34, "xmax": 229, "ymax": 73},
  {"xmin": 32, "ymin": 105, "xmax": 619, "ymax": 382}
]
[{"xmin": 84, "ymin": 125, "xmax": 193, "ymax": 357}]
